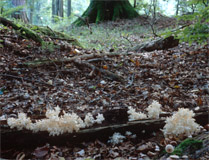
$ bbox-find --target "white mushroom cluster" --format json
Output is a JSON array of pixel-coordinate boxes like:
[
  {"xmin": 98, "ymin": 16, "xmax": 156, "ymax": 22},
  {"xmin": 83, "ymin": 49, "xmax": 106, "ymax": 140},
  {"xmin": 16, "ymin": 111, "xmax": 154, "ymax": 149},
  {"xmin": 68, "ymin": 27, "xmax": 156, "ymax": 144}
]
[
  {"xmin": 7, "ymin": 106, "xmax": 105, "ymax": 136},
  {"xmin": 146, "ymin": 100, "xmax": 162, "ymax": 119},
  {"xmin": 128, "ymin": 100, "xmax": 162, "ymax": 121},
  {"xmin": 128, "ymin": 106, "xmax": 147, "ymax": 121},
  {"xmin": 163, "ymin": 108, "xmax": 201, "ymax": 138}
]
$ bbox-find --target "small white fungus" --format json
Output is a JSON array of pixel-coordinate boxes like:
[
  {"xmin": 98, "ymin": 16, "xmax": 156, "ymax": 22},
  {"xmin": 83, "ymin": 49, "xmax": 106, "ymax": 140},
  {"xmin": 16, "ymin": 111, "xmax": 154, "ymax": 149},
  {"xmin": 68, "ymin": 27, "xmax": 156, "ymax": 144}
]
[
  {"xmin": 165, "ymin": 144, "xmax": 174, "ymax": 153},
  {"xmin": 128, "ymin": 106, "xmax": 147, "ymax": 121},
  {"xmin": 7, "ymin": 112, "xmax": 32, "ymax": 130},
  {"xmin": 108, "ymin": 132, "xmax": 126, "ymax": 145},
  {"xmin": 125, "ymin": 131, "xmax": 132, "ymax": 136},
  {"xmin": 146, "ymin": 100, "xmax": 162, "ymax": 119}
]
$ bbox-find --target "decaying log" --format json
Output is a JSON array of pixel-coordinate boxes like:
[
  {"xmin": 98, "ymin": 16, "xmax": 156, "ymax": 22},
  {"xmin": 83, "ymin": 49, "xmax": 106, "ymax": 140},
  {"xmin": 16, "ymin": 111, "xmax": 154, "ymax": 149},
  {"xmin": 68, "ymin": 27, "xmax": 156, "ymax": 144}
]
[
  {"xmin": 22, "ymin": 52, "xmax": 124, "ymax": 67},
  {"xmin": 0, "ymin": 16, "xmax": 43, "ymax": 44},
  {"xmin": 134, "ymin": 36, "xmax": 179, "ymax": 52},
  {"xmin": 1, "ymin": 110, "xmax": 208, "ymax": 150},
  {"xmin": 0, "ymin": 17, "xmax": 82, "ymax": 47}
]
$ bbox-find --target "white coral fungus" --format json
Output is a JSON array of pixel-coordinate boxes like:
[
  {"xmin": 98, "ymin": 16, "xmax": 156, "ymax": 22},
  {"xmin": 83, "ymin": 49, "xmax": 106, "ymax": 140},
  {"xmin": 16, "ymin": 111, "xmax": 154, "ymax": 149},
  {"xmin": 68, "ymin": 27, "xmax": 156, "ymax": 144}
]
[
  {"xmin": 7, "ymin": 112, "xmax": 32, "ymax": 130},
  {"xmin": 146, "ymin": 100, "xmax": 162, "ymax": 119},
  {"xmin": 95, "ymin": 113, "xmax": 105, "ymax": 124},
  {"xmin": 128, "ymin": 106, "xmax": 147, "ymax": 121},
  {"xmin": 84, "ymin": 113, "xmax": 95, "ymax": 127},
  {"xmin": 108, "ymin": 132, "xmax": 126, "ymax": 145},
  {"xmin": 7, "ymin": 107, "xmax": 105, "ymax": 136},
  {"xmin": 163, "ymin": 108, "xmax": 201, "ymax": 138},
  {"xmin": 84, "ymin": 113, "xmax": 105, "ymax": 127}
]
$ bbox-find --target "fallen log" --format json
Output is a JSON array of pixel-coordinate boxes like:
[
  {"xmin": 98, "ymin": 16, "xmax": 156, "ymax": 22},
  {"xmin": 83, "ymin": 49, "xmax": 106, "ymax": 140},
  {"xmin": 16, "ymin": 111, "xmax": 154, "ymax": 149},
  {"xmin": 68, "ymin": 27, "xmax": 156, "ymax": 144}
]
[
  {"xmin": 22, "ymin": 52, "xmax": 125, "ymax": 68},
  {"xmin": 133, "ymin": 36, "xmax": 179, "ymax": 52},
  {"xmin": 1, "ymin": 110, "xmax": 208, "ymax": 150},
  {"xmin": 0, "ymin": 16, "xmax": 43, "ymax": 44},
  {"xmin": 21, "ymin": 55, "xmax": 125, "ymax": 83},
  {"xmin": 0, "ymin": 17, "xmax": 82, "ymax": 47}
]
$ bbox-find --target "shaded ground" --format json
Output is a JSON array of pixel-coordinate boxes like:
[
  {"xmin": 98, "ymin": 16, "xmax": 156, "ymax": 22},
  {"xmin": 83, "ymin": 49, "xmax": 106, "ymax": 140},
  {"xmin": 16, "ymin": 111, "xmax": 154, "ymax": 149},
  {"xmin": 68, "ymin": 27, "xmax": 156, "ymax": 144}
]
[
  {"xmin": 0, "ymin": 16, "xmax": 209, "ymax": 159},
  {"xmin": 69, "ymin": 15, "xmax": 177, "ymax": 51}
]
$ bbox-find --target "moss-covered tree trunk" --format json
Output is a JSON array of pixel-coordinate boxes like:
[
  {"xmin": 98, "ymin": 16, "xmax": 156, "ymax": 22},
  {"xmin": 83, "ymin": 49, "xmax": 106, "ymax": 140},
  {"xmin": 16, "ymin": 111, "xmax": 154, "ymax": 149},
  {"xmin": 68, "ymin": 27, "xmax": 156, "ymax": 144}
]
[{"xmin": 73, "ymin": 0, "xmax": 139, "ymax": 26}]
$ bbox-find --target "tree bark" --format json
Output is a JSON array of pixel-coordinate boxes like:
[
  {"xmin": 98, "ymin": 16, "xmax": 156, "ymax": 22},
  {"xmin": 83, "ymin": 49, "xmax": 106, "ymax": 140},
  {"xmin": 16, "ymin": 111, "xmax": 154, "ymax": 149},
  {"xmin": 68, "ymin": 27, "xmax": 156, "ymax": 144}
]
[{"xmin": 73, "ymin": 0, "xmax": 139, "ymax": 26}]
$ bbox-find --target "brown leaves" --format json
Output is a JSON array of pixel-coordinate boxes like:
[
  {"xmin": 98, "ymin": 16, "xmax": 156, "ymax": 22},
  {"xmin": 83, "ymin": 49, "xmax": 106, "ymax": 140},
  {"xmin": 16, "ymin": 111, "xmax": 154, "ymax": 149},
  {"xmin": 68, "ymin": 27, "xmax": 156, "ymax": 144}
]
[{"xmin": 33, "ymin": 144, "xmax": 50, "ymax": 159}]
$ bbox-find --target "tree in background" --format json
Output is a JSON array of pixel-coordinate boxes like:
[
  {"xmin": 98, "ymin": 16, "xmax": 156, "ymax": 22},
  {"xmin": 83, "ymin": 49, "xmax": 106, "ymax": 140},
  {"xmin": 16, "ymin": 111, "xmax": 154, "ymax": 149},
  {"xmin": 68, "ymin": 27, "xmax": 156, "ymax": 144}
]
[
  {"xmin": 67, "ymin": 0, "xmax": 72, "ymax": 17},
  {"xmin": 73, "ymin": 0, "xmax": 139, "ymax": 26},
  {"xmin": 27, "ymin": 0, "xmax": 34, "ymax": 23},
  {"xmin": 12, "ymin": 0, "xmax": 29, "ymax": 23},
  {"xmin": 52, "ymin": 0, "xmax": 64, "ymax": 22}
]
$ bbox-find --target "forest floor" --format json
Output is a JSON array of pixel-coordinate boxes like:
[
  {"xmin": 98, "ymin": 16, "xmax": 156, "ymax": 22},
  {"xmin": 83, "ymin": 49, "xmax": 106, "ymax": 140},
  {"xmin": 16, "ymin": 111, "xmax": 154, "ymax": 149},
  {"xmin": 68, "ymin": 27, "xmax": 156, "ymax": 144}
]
[{"xmin": 0, "ymin": 15, "xmax": 209, "ymax": 159}]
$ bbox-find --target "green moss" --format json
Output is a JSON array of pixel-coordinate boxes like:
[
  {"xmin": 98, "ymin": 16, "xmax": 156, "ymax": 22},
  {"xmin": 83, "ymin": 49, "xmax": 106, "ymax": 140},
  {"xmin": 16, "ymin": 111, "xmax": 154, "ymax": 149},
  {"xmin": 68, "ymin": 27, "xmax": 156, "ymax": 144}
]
[
  {"xmin": 172, "ymin": 138, "xmax": 203, "ymax": 156},
  {"xmin": 30, "ymin": 25, "xmax": 82, "ymax": 47},
  {"xmin": 112, "ymin": 4, "xmax": 122, "ymax": 21},
  {"xmin": 95, "ymin": 3, "xmax": 105, "ymax": 23}
]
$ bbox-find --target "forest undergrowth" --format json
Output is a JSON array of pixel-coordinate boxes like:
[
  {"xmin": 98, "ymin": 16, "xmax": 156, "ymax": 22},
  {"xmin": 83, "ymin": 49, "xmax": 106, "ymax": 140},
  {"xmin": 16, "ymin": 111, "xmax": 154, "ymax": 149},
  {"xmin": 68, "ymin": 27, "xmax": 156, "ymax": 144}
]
[
  {"xmin": 0, "ymin": 16, "xmax": 209, "ymax": 159},
  {"xmin": 69, "ymin": 15, "xmax": 176, "ymax": 52}
]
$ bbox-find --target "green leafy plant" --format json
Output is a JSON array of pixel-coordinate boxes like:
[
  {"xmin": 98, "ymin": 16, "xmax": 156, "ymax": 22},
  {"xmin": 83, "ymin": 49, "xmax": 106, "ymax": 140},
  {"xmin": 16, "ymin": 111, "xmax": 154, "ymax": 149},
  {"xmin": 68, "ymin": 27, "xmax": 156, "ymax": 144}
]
[
  {"xmin": 41, "ymin": 42, "xmax": 58, "ymax": 52},
  {"xmin": 162, "ymin": 3, "xmax": 209, "ymax": 45}
]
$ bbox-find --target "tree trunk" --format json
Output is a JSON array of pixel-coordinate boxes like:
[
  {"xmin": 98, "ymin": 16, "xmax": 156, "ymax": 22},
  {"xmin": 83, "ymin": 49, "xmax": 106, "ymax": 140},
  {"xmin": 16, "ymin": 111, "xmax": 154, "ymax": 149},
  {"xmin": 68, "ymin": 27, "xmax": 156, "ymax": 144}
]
[
  {"xmin": 67, "ymin": 0, "xmax": 72, "ymax": 17},
  {"xmin": 27, "ymin": 0, "xmax": 34, "ymax": 23},
  {"xmin": 52, "ymin": 0, "xmax": 64, "ymax": 22},
  {"xmin": 134, "ymin": 0, "xmax": 137, "ymax": 8},
  {"xmin": 34, "ymin": 1, "xmax": 41, "ymax": 25},
  {"xmin": 176, "ymin": 0, "xmax": 180, "ymax": 16},
  {"xmin": 12, "ymin": 0, "xmax": 29, "ymax": 23},
  {"xmin": 73, "ymin": 0, "xmax": 139, "ymax": 26}
]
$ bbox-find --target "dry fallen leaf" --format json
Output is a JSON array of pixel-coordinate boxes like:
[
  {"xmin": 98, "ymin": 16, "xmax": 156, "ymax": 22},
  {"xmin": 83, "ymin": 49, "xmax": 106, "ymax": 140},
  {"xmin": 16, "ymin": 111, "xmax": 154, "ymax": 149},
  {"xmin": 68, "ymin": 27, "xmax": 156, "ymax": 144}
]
[{"xmin": 33, "ymin": 144, "xmax": 50, "ymax": 158}]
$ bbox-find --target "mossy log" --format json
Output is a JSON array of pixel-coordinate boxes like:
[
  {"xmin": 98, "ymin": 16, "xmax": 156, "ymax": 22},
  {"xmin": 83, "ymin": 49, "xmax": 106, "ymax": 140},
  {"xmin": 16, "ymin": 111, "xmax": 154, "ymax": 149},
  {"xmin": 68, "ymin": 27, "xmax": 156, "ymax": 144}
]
[
  {"xmin": 0, "ymin": 17, "xmax": 82, "ymax": 47},
  {"xmin": 0, "ymin": 16, "xmax": 43, "ymax": 44},
  {"xmin": 73, "ymin": 0, "xmax": 139, "ymax": 26},
  {"xmin": 30, "ymin": 25, "xmax": 82, "ymax": 47}
]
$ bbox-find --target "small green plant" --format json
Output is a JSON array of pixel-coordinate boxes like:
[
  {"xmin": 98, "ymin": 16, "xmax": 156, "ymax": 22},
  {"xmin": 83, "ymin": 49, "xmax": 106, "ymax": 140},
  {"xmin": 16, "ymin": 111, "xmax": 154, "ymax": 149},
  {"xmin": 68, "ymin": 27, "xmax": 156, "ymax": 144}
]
[
  {"xmin": 42, "ymin": 42, "xmax": 58, "ymax": 52},
  {"xmin": 172, "ymin": 138, "xmax": 203, "ymax": 156}
]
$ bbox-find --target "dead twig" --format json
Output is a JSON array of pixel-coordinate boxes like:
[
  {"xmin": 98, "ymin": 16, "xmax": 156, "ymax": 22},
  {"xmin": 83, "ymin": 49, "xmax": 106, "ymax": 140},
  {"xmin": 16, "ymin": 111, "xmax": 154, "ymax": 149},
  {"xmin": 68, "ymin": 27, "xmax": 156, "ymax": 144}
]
[
  {"xmin": 73, "ymin": 60, "xmax": 125, "ymax": 83},
  {"xmin": 0, "ymin": 74, "xmax": 53, "ymax": 86}
]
